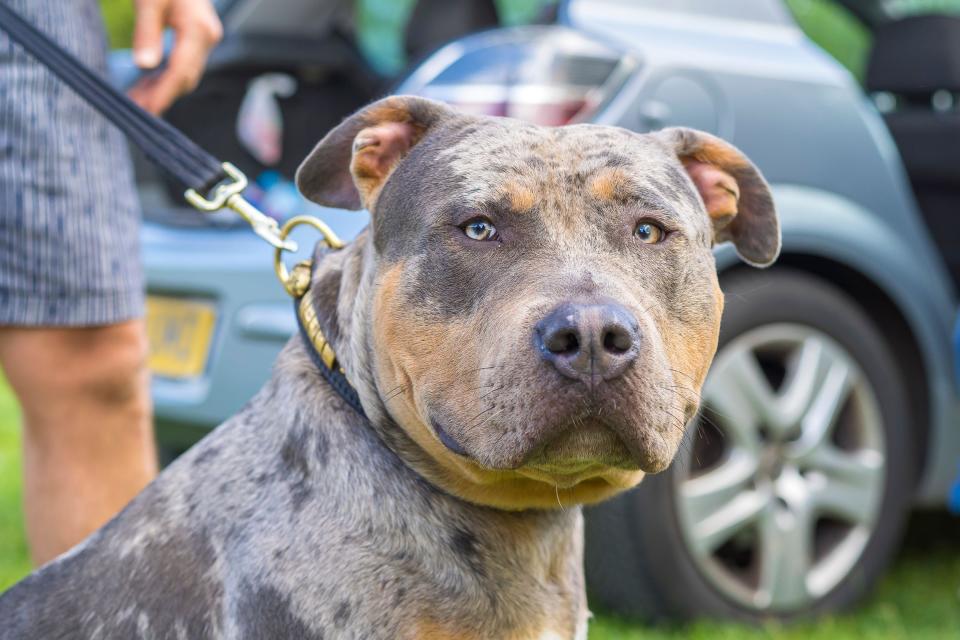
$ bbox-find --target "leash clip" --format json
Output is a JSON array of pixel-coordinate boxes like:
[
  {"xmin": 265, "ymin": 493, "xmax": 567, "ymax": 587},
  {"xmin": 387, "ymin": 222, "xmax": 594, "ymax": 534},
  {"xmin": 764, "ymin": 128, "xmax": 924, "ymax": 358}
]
[
  {"xmin": 185, "ymin": 162, "xmax": 297, "ymax": 252},
  {"xmin": 274, "ymin": 215, "xmax": 345, "ymax": 298},
  {"xmin": 186, "ymin": 163, "xmax": 346, "ymax": 297}
]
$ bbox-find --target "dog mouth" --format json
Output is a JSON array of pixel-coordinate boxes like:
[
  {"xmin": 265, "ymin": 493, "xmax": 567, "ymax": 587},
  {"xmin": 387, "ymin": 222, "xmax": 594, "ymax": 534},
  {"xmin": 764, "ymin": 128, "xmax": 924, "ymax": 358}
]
[
  {"xmin": 526, "ymin": 419, "xmax": 637, "ymax": 467},
  {"xmin": 431, "ymin": 419, "xmax": 470, "ymax": 457},
  {"xmin": 424, "ymin": 367, "xmax": 693, "ymax": 478},
  {"xmin": 432, "ymin": 411, "xmax": 640, "ymax": 479}
]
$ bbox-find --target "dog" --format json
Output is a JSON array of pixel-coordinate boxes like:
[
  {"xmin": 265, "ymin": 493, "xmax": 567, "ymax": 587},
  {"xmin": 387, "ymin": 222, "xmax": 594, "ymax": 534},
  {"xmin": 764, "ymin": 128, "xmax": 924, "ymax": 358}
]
[{"xmin": 0, "ymin": 95, "xmax": 778, "ymax": 639}]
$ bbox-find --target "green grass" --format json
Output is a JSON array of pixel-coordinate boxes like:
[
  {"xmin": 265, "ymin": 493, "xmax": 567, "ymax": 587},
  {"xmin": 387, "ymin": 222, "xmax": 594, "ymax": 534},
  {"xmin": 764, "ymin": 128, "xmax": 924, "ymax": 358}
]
[
  {"xmin": 589, "ymin": 525, "xmax": 960, "ymax": 639},
  {"xmin": 784, "ymin": 0, "xmax": 872, "ymax": 82},
  {"xmin": 99, "ymin": 0, "xmax": 135, "ymax": 49},
  {"xmin": 589, "ymin": 514, "xmax": 960, "ymax": 639},
  {"xmin": 0, "ymin": 380, "xmax": 29, "ymax": 591},
  {"xmin": 1, "ymin": 378, "xmax": 959, "ymax": 637}
]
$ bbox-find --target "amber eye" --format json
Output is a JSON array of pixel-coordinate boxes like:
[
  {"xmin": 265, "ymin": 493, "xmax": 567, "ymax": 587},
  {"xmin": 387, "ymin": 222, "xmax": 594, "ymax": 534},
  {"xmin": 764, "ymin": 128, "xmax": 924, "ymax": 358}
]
[
  {"xmin": 634, "ymin": 221, "xmax": 665, "ymax": 244},
  {"xmin": 462, "ymin": 218, "xmax": 498, "ymax": 241}
]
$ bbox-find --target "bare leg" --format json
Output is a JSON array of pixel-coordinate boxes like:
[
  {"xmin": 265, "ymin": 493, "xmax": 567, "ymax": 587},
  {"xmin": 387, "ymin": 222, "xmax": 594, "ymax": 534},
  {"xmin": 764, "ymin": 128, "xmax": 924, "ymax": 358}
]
[{"xmin": 0, "ymin": 320, "xmax": 157, "ymax": 566}]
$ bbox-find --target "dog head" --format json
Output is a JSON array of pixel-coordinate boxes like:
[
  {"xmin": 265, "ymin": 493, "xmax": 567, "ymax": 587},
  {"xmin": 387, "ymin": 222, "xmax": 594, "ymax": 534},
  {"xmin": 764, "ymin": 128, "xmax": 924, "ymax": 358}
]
[{"xmin": 297, "ymin": 96, "xmax": 779, "ymax": 509}]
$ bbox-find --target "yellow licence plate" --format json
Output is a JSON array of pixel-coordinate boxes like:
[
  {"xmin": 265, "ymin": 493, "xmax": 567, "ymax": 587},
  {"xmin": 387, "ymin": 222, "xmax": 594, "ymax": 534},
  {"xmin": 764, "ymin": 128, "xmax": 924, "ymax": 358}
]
[{"xmin": 145, "ymin": 296, "xmax": 217, "ymax": 379}]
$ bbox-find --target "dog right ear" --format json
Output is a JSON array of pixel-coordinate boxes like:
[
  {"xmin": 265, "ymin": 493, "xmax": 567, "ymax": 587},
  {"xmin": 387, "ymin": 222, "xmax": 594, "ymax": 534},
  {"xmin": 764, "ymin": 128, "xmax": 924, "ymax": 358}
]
[{"xmin": 296, "ymin": 95, "xmax": 453, "ymax": 211}]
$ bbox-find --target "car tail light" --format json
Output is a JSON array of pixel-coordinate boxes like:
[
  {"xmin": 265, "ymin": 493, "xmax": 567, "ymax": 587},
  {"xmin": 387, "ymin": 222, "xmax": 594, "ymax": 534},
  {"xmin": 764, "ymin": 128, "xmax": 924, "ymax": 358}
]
[{"xmin": 398, "ymin": 26, "xmax": 637, "ymax": 126}]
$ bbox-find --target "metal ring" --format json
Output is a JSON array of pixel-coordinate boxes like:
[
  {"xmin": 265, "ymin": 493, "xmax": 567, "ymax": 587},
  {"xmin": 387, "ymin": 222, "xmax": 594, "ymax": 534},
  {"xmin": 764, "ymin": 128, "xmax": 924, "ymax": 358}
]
[{"xmin": 273, "ymin": 215, "xmax": 345, "ymax": 297}]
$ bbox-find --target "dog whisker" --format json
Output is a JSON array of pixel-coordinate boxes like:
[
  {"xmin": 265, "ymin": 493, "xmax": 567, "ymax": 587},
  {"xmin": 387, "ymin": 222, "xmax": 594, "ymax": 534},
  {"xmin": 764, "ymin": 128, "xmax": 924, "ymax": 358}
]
[
  {"xmin": 668, "ymin": 368, "xmax": 698, "ymax": 385},
  {"xmin": 478, "ymin": 384, "xmax": 504, "ymax": 401},
  {"xmin": 462, "ymin": 406, "xmax": 504, "ymax": 436},
  {"xmin": 659, "ymin": 384, "xmax": 741, "ymax": 426},
  {"xmin": 465, "ymin": 382, "xmax": 496, "ymax": 393},
  {"xmin": 491, "ymin": 428, "xmax": 509, "ymax": 447},
  {"xmin": 464, "ymin": 365, "xmax": 498, "ymax": 375},
  {"xmin": 655, "ymin": 382, "xmax": 741, "ymax": 428},
  {"xmin": 467, "ymin": 405, "xmax": 496, "ymax": 424},
  {"xmin": 662, "ymin": 384, "xmax": 702, "ymax": 400},
  {"xmin": 663, "ymin": 407, "xmax": 688, "ymax": 424},
  {"xmin": 383, "ymin": 385, "xmax": 407, "ymax": 403},
  {"xmin": 724, "ymin": 280, "xmax": 772, "ymax": 303}
]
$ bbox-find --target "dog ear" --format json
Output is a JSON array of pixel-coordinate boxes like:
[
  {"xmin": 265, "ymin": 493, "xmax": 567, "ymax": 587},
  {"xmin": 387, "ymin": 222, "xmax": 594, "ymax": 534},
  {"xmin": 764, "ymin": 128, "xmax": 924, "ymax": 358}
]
[
  {"xmin": 656, "ymin": 127, "xmax": 780, "ymax": 267},
  {"xmin": 296, "ymin": 95, "xmax": 453, "ymax": 211}
]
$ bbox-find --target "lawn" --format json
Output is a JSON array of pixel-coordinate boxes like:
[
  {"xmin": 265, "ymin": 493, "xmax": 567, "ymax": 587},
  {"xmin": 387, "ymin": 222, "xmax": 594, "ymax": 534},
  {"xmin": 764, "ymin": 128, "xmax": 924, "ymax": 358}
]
[
  {"xmin": 1, "ymin": 379, "xmax": 958, "ymax": 638},
  {"xmin": 0, "ymin": 378, "xmax": 29, "ymax": 591}
]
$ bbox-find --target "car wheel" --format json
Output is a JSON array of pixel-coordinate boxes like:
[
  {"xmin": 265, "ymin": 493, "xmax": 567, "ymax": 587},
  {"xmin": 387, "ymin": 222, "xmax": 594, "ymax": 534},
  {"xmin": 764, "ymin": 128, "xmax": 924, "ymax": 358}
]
[{"xmin": 585, "ymin": 268, "xmax": 915, "ymax": 621}]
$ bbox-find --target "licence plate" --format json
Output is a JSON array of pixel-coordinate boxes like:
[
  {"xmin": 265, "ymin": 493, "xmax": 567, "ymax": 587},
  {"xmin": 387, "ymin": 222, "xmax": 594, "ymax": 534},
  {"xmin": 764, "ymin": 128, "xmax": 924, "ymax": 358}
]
[{"xmin": 145, "ymin": 296, "xmax": 217, "ymax": 379}]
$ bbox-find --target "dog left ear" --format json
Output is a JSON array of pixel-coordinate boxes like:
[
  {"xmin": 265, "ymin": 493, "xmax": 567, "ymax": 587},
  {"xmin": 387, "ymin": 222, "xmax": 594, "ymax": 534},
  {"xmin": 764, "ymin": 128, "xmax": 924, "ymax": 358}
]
[
  {"xmin": 296, "ymin": 95, "xmax": 453, "ymax": 211},
  {"xmin": 656, "ymin": 127, "xmax": 780, "ymax": 267}
]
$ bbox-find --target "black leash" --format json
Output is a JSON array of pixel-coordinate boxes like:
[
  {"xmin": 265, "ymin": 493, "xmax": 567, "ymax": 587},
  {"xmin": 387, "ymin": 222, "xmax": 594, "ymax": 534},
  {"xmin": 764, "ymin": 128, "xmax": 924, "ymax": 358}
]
[
  {"xmin": 0, "ymin": 2, "xmax": 225, "ymax": 195},
  {"xmin": 0, "ymin": 3, "xmax": 295, "ymax": 249}
]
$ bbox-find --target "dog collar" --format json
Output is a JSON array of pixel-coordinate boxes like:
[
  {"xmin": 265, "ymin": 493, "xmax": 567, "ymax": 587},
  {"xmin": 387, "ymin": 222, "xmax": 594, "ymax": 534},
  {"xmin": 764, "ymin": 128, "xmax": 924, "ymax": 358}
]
[{"xmin": 294, "ymin": 275, "xmax": 367, "ymax": 417}]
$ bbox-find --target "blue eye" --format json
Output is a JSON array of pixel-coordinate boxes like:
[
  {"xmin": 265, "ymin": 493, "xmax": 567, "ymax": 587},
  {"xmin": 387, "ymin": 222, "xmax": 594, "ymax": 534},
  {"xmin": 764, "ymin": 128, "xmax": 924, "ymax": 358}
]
[
  {"xmin": 634, "ymin": 221, "xmax": 665, "ymax": 244},
  {"xmin": 463, "ymin": 218, "xmax": 497, "ymax": 241}
]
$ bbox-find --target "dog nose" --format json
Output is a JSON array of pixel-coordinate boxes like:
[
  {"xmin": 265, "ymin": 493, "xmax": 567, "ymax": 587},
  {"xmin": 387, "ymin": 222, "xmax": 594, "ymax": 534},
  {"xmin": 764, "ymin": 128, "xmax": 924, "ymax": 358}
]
[{"xmin": 534, "ymin": 302, "xmax": 640, "ymax": 383}]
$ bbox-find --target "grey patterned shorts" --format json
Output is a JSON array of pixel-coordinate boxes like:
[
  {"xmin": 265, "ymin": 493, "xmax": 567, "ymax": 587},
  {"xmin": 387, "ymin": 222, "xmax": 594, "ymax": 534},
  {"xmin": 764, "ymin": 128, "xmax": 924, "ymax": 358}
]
[{"xmin": 0, "ymin": 0, "xmax": 143, "ymax": 327}]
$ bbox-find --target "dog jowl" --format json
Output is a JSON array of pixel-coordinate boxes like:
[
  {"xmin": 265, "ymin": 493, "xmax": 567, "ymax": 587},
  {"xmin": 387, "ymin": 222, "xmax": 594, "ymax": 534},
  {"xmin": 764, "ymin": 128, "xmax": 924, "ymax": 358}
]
[
  {"xmin": 0, "ymin": 96, "xmax": 778, "ymax": 640},
  {"xmin": 298, "ymin": 95, "xmax": 779, "ymax": 511}
]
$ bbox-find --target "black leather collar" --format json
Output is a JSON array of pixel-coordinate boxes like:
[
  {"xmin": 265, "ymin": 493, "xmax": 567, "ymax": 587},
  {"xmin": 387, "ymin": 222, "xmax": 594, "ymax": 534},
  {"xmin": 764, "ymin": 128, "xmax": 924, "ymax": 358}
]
[{"xmin": 294, "ymin": 265, "xmax": 366, "ymax": 417}]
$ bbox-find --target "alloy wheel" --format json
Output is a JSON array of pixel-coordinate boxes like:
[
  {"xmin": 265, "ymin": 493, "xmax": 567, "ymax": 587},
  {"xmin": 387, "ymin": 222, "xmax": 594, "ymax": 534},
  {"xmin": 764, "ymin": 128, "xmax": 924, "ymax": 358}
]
[{"xmin": 674, "ymin": 323, "xmax": 885, "ymax": 612}]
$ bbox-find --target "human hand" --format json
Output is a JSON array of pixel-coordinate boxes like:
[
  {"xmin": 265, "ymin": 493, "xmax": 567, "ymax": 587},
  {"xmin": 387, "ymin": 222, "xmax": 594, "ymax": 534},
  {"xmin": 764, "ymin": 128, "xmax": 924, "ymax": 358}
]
[{"xmin": 128, "ymin": 0, "xmax": 223, "ymax": 115}]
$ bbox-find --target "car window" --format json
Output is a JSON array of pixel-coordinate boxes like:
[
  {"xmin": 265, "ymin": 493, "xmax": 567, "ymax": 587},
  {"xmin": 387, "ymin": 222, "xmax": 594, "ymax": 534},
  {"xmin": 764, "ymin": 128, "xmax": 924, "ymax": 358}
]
[
  {"xmin": 785, "ymin": 0, "xmax": 872, "ymax": 81},
  {"xmin": 603, "ymin": 0, "xmax": 795, "ymax": 24}
]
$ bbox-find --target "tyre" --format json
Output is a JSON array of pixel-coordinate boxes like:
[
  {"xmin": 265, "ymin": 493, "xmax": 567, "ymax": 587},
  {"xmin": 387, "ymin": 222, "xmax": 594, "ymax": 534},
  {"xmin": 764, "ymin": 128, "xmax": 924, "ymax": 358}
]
[{"xmin": 585, "ymin": 268, "xmax": 915, "ymax": 621}]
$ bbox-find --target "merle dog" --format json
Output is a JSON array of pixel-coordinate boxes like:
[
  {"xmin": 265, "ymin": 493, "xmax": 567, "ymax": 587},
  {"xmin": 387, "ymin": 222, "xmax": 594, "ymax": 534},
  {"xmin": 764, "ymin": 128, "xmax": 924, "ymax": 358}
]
[{"xmin": 0, "ymin": 96, "xmax": 778, "ymax": 639}]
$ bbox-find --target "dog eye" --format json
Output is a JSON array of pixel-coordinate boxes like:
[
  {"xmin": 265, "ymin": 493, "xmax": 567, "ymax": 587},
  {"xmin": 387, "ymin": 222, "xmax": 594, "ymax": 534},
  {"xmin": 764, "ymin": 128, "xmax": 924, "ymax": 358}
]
[
  {"xmin": 462, "ymin": 218, "xmax": 498, "ymax": 242},
  {"xmin": 634, "ymin": 221, "xmax": 665, "ymax": 244}
]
